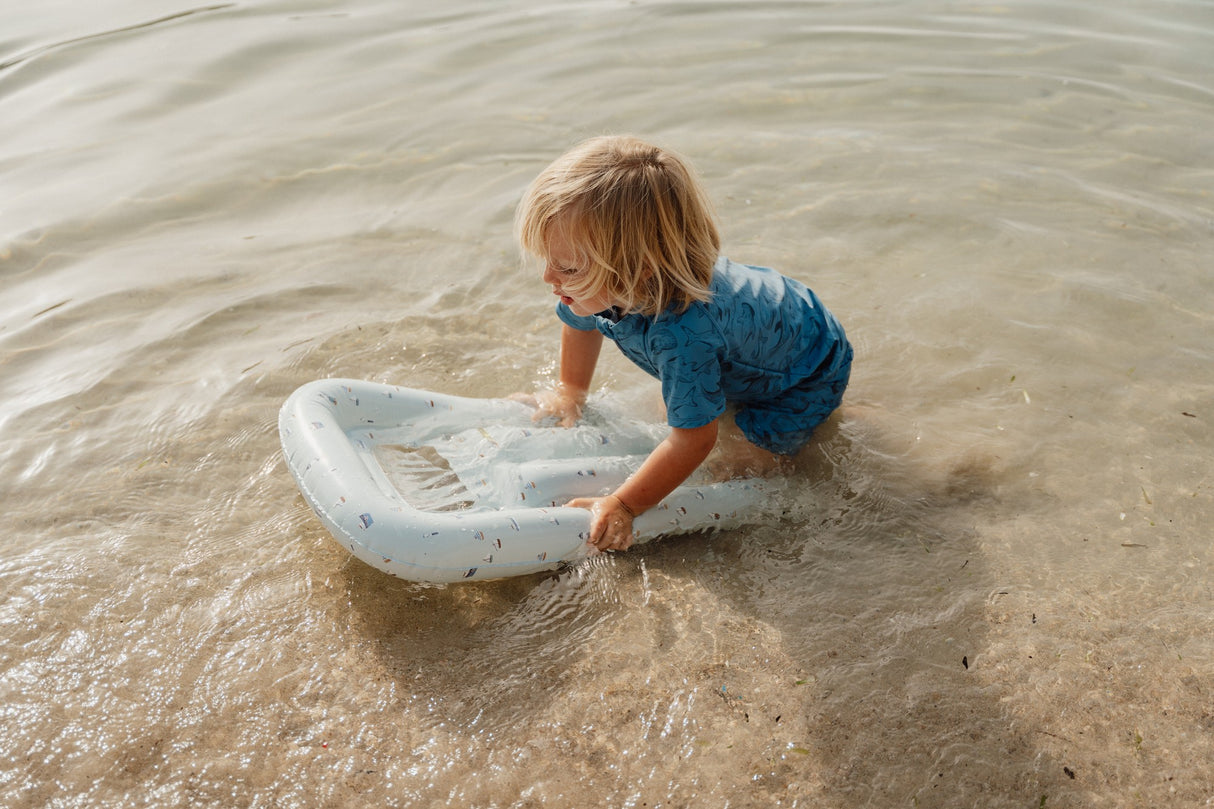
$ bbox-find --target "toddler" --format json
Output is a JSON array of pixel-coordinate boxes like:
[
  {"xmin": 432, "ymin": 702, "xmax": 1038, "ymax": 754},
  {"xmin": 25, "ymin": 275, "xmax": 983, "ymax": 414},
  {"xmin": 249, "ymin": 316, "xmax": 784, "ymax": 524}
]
[{"xmin": 515, "ymin": 135, "xmax": 852, "ymax": 553}]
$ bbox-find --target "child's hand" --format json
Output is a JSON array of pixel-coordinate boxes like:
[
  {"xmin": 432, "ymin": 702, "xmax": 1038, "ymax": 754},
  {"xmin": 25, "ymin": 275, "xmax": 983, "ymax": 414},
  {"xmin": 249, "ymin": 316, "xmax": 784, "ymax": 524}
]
[
  {"xmin": 568, "ymin": 494, "xmax": 637, "ymax": 552},
  {"xmin": 534, "ymin": 387, "xmax": 585, "ymax": 427},
  {"xmin": 566, "ymin": 422, "xmax": 716, "ymax": 552},
  {"xmin": 508, "ymin": 386, "xmax": 585, "ymax": 428}
]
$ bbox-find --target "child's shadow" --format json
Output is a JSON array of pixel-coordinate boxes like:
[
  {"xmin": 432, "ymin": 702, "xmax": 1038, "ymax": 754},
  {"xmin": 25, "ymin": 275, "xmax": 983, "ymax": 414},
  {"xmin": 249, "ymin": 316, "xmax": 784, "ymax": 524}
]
[
  {"xmin": 340, "ymin": 404, "xmax": 1070, "ymax": 804},
  {"xmin": 621, "ymin": 404, "xmax": 1071, "ymax": 804}
]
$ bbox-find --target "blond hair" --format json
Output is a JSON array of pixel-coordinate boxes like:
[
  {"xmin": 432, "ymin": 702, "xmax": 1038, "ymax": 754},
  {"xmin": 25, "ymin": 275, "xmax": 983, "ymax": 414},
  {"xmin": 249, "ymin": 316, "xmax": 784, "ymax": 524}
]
[{"xmin": 516, "ymin": 135, "xmax": 720, "ymax": 316}]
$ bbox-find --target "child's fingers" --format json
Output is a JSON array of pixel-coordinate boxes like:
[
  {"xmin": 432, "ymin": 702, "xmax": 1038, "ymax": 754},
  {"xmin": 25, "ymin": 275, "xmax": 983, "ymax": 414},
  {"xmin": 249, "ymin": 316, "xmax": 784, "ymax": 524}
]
[
  {"xmin": 567, "ymin": 497, "xmax": 634, "ymax": 551},
  {"xmin": 567, "ymin": 497, "xmax": 607, "ymax": 548},
  {"xmin": 505, "ymin": 392, "xmax": 537, "ymax": 408},
  {"xmin": 520, "ymin": 389, "xmax": 581, "ymax": 426}
]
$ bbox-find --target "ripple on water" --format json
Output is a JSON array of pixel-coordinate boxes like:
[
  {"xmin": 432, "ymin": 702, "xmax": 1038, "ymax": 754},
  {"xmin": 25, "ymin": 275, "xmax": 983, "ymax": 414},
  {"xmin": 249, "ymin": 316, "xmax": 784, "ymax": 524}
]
[{"xmin": 2, "ymin": 0, "xmax": 1213, "ymax": 805}]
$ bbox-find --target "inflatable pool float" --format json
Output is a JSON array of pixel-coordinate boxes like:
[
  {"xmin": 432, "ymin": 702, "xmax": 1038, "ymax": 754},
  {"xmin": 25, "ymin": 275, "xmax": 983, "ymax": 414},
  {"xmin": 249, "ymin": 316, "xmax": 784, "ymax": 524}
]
[{"xmin": 279, "ymin": 379, "xmax": 769, "ymax": 583}]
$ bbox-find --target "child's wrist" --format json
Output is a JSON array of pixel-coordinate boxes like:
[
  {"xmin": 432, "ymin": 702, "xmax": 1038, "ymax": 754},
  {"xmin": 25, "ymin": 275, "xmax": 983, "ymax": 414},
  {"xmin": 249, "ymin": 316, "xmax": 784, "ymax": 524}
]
[
  {"xmin": 556, "ymin": 382, "xmax": 588, "ymax": 402},
  {"xmin": 609, "ymin": 493, "xmax": 638, "ymax": 518}
]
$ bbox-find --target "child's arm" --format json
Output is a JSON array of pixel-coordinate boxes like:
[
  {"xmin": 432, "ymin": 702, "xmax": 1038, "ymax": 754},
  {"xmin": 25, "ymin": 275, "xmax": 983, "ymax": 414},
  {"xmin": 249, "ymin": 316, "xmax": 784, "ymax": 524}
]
[
  {"xmin": 515, "ymin": 324, "xmax": 603, "ymax": 426},
  {"xmin": 542, "ymin": 324, "xmax": 603, "ymax": 426},
  {"xmin": 569, "ymin": 417, "xmax": 719, "ymax": 552}
]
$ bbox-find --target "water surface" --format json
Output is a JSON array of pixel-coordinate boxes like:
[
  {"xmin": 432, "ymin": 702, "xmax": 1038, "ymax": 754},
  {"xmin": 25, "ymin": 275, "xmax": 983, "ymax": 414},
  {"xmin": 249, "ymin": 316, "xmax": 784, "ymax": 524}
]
[{"xmin": 2, "ymin": 1, "xmax": 1213, "ymax": 806}]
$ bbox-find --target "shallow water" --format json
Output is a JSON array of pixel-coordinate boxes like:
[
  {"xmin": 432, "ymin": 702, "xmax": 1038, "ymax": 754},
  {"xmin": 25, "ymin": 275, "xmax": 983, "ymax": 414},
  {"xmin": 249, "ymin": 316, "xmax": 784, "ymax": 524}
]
[{"xmin": 2, "ymin": 1, "xmax": 1213, "ymax": 806}]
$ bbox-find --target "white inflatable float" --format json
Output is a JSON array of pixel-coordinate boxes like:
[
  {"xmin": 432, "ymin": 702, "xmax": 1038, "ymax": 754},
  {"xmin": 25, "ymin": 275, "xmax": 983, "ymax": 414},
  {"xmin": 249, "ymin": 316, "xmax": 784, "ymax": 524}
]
[{"xmin": 279, "ymin": 379, "xmax": 769, "ymax": 583}]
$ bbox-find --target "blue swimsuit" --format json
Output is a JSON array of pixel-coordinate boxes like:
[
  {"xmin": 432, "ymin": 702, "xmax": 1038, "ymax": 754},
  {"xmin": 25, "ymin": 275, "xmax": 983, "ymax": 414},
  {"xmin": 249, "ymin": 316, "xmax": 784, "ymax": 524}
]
[{"xmin": 557, "ymin": 257, "xmax": 852, "ymax": 455}]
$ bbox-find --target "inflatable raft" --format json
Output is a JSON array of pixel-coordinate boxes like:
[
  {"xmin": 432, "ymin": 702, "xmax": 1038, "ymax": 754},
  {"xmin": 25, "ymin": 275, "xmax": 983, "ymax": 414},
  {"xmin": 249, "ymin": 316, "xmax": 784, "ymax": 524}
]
[{"xmin": 279, "ymin": 379, "xmax": 768, "ymax": 583}]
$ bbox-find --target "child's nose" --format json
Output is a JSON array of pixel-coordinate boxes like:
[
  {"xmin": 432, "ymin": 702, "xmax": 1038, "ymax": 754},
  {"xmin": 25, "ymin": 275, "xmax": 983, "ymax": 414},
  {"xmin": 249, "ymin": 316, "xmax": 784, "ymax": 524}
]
[{"xmin": 542, "ymin": 263, "xmax": 560, "ymax": 285}]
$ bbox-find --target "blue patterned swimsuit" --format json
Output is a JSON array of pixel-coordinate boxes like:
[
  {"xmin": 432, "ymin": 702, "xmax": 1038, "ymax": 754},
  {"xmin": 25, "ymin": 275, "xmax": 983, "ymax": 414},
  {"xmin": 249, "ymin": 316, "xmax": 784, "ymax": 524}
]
[{"xmin": 557, "ymin": 257, "xmax": 852, "ymax": 455}]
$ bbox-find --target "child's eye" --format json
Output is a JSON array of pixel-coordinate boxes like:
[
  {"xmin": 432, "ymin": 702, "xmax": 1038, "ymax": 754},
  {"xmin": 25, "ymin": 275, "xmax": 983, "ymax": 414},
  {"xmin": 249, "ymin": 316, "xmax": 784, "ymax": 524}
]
[{"xmin": 560, "ymin": 267, "xmax": 580, "ymax": 276}]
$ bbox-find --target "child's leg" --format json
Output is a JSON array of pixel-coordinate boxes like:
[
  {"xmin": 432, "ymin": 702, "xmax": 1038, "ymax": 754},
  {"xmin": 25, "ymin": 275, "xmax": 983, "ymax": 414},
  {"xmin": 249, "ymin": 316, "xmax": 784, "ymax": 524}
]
[
  {"xmin": 716, "ymin": 355, "xmax": 851, "ymax": 479},
  {"xmin": 704, "ymin": 410, "xmax": 793, "ymax": 480}
]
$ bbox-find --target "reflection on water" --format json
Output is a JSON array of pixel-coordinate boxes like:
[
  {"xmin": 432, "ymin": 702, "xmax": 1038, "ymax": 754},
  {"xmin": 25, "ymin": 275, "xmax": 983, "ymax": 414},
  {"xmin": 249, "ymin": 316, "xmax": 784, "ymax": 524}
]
[{"xmin": 2, "ymin": 0, "xmax": 1213, "ymax": 806}]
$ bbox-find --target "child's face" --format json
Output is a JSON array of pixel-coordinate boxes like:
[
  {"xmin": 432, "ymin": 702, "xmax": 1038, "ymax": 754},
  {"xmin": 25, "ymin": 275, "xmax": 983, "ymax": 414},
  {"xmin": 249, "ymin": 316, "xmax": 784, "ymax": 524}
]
[{"xmin": 541, "ymin": 226, "xmax": 617, "ymax": 317}]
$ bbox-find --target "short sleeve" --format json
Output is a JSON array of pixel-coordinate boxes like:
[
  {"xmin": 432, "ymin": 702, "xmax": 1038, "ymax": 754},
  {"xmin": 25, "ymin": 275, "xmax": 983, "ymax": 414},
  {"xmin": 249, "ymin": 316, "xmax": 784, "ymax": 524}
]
[
  {"xmin": 555, "ymin": 301, "xmax": 599, "ymax": 331},
  {"xmin": 650, "ymin": 314, "xmax": 727, "ymax": 430}
]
